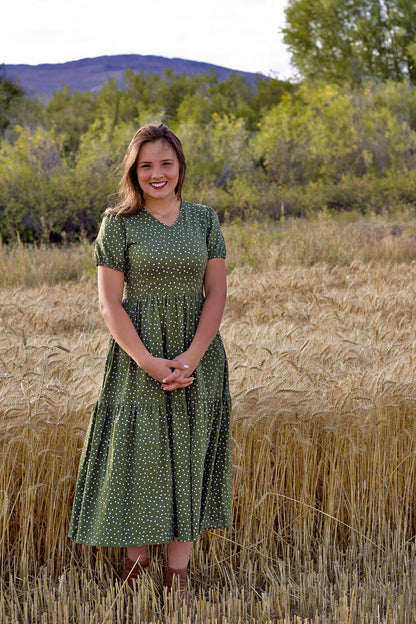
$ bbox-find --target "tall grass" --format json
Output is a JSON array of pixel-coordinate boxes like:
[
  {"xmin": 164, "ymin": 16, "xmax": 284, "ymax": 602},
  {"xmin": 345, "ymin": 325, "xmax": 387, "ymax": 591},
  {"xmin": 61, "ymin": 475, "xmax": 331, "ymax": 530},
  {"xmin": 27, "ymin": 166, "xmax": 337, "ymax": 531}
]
[
  {"xmin": 2, "ymin": 257, "xmax": 416, "ymax": 621},
  {"xmin": 0, "ymin": 235, "xmax": 95, "ymax": 287},
  {"xmin": 2, "ymin": 213, "xmax": 416, "ymax": 286}
]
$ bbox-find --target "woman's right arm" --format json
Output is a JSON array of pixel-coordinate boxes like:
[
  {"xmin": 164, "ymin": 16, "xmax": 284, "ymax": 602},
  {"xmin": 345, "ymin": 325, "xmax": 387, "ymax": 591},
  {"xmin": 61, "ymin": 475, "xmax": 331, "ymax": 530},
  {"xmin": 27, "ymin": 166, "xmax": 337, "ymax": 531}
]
[{"xmin": 97, "ymin": 265, "xmax": 193, "ymax": 387}]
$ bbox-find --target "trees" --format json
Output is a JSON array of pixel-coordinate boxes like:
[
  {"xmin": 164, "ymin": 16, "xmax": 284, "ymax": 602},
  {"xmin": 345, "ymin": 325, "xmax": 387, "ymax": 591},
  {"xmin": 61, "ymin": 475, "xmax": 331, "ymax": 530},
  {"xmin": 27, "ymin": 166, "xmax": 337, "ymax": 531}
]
[
  {"xmin": 1, "ymin": 65, "xmax": 416, "ymax": 240},
  {"xmin": 0, "ymin": 69, "xmax": 44, "ymax": 137},
  {"xmin": 0, "ymin": 125, "xmax": 118, "ymax": 242},
  {"xmin": 0, "ymin": 69, "xmax": 25, "ymax": 135},
  {"xmin": 45, "ymin": 86, "xmax": 97, "ymax": 158},
  {"xmin": 254, "ymin": 82, "xmax": 416, "ymax": 183},
  {"xmin": 283, "ymin": 0, "xmax": 416, "ymax": 86}
]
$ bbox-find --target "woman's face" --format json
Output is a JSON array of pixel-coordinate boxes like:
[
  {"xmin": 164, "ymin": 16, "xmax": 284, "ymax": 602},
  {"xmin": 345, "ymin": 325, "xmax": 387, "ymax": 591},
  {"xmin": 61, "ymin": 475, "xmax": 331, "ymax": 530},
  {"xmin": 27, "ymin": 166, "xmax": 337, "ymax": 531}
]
[{"xmin": 136, "ymin": 139, "xmax": 180, "ymax": 203}]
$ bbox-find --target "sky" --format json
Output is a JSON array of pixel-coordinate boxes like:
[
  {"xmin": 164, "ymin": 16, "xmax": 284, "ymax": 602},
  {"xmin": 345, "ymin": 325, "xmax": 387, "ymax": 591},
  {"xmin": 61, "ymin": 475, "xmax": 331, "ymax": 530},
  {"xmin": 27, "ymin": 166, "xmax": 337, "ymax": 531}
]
[{"xmin": 1, "ymin": 0, "xmax": 295, "ymax": 79}]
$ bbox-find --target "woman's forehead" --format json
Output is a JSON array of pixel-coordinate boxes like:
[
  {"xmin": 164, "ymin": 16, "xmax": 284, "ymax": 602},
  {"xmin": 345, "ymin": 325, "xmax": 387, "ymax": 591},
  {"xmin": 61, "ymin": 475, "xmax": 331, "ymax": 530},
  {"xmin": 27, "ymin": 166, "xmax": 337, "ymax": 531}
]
[{"xmin": 138, "ymin": 139, "xmax": 177, "ymax": 161}]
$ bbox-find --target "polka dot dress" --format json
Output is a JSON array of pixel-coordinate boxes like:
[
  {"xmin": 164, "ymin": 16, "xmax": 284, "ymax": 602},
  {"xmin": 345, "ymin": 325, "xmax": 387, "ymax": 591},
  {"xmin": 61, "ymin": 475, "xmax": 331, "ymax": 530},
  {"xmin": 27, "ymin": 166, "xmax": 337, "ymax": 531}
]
[{"xmin": 68, "ymin": 201, "xmax": 232, "ymax": 547}]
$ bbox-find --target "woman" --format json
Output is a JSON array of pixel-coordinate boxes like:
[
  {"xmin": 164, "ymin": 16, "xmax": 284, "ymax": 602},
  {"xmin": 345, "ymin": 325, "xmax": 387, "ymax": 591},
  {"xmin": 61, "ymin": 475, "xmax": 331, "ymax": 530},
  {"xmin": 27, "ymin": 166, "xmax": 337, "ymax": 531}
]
[{"xmin": 68, "ymin": 123, "xmax": 232, "ymax": 606}]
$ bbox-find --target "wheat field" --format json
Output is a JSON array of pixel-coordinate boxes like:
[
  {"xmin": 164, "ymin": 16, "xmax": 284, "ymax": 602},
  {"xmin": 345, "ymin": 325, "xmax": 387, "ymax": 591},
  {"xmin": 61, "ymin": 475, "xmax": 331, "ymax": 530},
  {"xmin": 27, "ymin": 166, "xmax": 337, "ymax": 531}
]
[{"xmin": 2, "ymin": 255, "xmax": 416, "ymax": 622}]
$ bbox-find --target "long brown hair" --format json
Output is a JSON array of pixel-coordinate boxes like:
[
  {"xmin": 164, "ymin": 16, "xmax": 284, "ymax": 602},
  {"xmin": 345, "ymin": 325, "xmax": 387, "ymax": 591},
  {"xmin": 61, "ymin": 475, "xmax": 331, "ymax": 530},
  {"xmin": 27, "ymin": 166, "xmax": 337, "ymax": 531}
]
[{"xmin": 107, "ymin": 123, "xmax": 187, "ymax": 217}]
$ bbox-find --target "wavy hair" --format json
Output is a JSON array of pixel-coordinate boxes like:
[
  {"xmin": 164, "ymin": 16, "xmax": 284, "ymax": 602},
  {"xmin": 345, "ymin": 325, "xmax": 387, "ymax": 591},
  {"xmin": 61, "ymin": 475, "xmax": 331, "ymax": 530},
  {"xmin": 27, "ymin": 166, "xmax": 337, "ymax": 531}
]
[{"xmin": 107, "ymin": 123, "xmax": 186, "ymax": 217}]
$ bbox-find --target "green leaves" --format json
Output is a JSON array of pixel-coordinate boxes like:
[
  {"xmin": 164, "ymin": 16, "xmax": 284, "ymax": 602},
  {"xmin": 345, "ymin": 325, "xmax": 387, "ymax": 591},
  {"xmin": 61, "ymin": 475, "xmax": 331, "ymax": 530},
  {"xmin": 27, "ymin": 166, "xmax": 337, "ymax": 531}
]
[
  {"xmin": 1, "ymin": 66, "xmax": 416, "ymax": 240},
  {"xmin": 254, "ymin": 82, "xmax": 416, "ymax": 186},
  {"xmin": 283, "ymin": 0, "xmax": 416, "ymax": 85},
  {"xmin": 0, "ymin": 126, "xmax": 118, "ymax": 242}
]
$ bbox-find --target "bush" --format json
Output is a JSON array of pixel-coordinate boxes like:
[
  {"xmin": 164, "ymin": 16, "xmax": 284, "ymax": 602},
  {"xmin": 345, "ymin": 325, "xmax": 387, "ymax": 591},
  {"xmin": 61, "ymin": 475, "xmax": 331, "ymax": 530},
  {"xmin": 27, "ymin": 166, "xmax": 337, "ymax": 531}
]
[
  {"xmin": 0, "ymin": 126, "xmax": 118, "ymax": 242},
  {"xmin": 1, "ymin": 79, "xmax": 416, "ymax": 241}
]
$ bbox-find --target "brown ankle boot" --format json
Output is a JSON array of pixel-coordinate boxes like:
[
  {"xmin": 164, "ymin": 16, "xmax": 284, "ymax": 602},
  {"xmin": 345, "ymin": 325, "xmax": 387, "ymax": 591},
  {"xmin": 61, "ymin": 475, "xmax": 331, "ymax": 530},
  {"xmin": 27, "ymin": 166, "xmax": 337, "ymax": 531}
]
[
  {"xmin": 121, "ymin": 556, "xmax": 148, "ymax": 590},
  {"xmin": 164, "ymin": 566, "xmax": 191, "ymax": 615}
]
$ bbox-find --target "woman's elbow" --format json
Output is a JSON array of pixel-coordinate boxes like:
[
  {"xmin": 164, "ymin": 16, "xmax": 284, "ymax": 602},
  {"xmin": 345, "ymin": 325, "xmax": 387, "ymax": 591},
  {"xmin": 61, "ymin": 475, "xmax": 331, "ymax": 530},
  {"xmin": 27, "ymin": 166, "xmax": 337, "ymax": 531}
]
[
  {"xmin": 99, "ymin": 298, "xmax": 119, "ymax": 322},
  {"xmin": 206, "ymin": 288, "xmax": 227, "ymax": 310}
]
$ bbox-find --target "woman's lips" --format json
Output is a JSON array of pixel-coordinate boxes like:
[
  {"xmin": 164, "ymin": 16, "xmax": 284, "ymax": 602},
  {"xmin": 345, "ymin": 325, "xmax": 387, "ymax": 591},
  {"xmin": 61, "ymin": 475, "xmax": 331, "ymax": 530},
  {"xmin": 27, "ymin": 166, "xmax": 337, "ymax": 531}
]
[{"xmin": 150, "ymin": 181, "xmax": 167, "ymax": 189}]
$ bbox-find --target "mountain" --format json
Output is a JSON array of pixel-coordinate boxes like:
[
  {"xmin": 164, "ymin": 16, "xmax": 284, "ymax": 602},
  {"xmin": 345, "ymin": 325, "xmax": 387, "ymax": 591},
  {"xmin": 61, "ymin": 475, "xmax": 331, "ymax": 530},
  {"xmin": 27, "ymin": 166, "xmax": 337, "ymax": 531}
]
[{"xmin": 3, "ymin": 54, "xmax": 264, "ymax": 98}]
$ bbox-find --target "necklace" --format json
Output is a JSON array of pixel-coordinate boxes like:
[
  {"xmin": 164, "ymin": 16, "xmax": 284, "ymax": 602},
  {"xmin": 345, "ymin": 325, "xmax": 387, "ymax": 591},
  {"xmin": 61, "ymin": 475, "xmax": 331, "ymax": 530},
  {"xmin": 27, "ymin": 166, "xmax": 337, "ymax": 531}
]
[{"xmin": 145, "ymin": 199, "xmax": 180, "ymax": 222}]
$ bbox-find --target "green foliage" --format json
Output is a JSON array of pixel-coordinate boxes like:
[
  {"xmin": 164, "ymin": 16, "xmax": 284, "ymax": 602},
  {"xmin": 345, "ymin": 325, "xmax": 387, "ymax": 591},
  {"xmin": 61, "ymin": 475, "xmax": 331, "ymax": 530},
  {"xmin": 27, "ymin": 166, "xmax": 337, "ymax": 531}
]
[
  {"xmin": 283, "ymin": 0, "xmax": 416, "ymax": 86},
  {"xmin": 0, "ymin": 69, "xmax": 25, "ymax": 135},
  {"xmin": 254, "ymin": 82, "xmax": 416, "ymax": 185},
  {"xmin": 179, "ymin": 113, "xmax": 256, "ymax": 217},
  {"xmin": 0, "ymin": 126, "xmax": 117, "ymax": 242},
  {"xmin": 0, "ymin": 69, "xmax": 43, "ymax": 137},
  {"xmin": 45, "ymin": 86, "xmax": 98, "ymax": 158},
  {"xmin": 0, "ymin": 69, "xmax": 416, "ymax": 241}
]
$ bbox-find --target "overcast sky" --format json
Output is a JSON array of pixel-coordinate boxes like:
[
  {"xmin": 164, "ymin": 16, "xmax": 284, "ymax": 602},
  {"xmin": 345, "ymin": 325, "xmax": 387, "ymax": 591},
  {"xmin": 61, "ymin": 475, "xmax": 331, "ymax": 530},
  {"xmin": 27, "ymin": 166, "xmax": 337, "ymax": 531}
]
[{"xmin": 1, "ymin": 0, "xmax": 295, "ymax": 79}]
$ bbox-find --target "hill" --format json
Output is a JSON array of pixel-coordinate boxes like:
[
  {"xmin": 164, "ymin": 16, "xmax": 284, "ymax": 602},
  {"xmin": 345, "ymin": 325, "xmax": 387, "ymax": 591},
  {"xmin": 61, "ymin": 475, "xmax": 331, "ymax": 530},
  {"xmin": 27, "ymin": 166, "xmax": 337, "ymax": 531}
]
[{"xmin": 3, "ymin": 54, "xmax": 264, "ymax": 98}]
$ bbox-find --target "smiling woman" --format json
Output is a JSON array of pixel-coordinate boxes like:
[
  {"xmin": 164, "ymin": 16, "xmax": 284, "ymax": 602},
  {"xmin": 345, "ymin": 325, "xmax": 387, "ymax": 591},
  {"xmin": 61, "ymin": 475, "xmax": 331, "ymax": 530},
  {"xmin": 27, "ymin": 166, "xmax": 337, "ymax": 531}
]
[
  {"xmin": 137, "ymin": 141, "xmax": 181, "ymax": 225},
  {"xmin": 109, "ymin": 123, "xmax": 187, "ymax": 220},
  {"xmin": 67, "ymin": 122, "xmax": 232, "ymax": 615}
]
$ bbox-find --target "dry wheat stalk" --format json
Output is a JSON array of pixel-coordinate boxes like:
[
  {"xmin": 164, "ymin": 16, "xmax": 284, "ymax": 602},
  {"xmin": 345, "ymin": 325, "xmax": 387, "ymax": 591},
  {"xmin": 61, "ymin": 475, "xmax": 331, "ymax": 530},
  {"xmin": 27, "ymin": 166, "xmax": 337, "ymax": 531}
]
[{"xmin": 1, "ymin": 262, "xmax": 416, "ymax": 622}]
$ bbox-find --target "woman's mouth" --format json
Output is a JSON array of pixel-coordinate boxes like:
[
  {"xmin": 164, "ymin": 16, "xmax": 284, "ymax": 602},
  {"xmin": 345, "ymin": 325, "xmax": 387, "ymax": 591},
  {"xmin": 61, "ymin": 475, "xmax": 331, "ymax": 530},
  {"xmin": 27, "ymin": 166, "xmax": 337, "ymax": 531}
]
[{"xmin": 150, "ymin": 181, "xmax": 168, "ymax": 189}]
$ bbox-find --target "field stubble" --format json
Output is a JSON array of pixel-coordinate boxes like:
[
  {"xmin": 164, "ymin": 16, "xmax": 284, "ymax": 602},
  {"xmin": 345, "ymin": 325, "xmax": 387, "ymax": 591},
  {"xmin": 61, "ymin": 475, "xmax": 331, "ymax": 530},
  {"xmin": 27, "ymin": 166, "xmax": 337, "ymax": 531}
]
[{"xmin": 1, "ymin": 261, "xmax": 416, "ymax": 622}]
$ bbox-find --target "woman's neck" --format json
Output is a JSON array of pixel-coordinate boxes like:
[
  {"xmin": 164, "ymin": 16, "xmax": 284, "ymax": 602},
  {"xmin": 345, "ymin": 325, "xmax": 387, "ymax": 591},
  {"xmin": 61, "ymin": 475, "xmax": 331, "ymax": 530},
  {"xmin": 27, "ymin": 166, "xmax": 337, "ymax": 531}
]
[
  {"xmin": 143, "ymin": 195, "xmax": 180, "ymax": 215},
  {"xmin": 144, "ymin": 196, "xmax": 181, "ymax": 225}
]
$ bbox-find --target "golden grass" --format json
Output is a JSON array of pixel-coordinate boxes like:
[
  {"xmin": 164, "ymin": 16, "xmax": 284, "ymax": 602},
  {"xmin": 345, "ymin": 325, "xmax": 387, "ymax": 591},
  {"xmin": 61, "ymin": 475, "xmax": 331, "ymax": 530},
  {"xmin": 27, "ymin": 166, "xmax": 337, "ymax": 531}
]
[
  {"xmin": 0, "ymin": 236, "xmax": 95, "ymax": 287},
  {"xmin": 2, "ymin": 214, "xmax": 416, "ymax": 287},
  {"xmin": 2, "ymin": 260, "xmax": 416, "ymax": 622}
]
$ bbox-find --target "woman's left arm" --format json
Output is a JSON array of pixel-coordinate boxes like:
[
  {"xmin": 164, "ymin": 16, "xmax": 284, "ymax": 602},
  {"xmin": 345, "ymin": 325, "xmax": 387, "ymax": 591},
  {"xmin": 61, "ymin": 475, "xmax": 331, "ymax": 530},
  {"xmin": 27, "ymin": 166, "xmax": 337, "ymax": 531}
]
[{"xmin": 161, "ymin": 257, "xmax": 226, "ymax": 390}]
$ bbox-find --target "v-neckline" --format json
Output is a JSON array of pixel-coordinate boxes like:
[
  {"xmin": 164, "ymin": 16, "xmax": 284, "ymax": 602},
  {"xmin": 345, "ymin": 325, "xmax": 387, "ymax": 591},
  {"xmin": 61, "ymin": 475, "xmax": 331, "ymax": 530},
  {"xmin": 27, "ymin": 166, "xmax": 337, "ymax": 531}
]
[{"xmin": 144, "ymin": 201, "xmax": 183, "ymax": 227}]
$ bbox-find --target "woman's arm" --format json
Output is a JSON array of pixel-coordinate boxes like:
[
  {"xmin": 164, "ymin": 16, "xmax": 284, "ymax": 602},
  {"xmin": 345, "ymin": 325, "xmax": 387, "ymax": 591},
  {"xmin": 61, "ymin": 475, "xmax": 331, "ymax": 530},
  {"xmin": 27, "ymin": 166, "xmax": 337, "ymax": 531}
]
[
  {"xmin": 187, "ymin": 257, "xmax": 227, "ymax": 362},
  {"xmin": 97, "ymin": 265, "xmax": 193, "ymax": 388},
  {"xmin": 161, "ymin": 257, "xmax": 227, "ymax": 390}
]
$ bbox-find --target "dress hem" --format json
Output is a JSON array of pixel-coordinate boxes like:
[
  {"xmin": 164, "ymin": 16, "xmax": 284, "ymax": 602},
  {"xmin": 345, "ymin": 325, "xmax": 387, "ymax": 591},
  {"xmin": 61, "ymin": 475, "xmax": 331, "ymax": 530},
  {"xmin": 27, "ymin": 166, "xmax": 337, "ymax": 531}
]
[{"xmin": 68, "ymin": 523, "xmax": 232, "ymax": 548}]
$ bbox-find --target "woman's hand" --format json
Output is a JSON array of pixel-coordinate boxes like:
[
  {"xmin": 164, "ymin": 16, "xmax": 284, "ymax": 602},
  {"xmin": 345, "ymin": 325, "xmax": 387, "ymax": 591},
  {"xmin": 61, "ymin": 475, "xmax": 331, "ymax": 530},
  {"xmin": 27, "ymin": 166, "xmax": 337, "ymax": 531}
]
[
  {"xmin": 139, "ymin": 354, "xmax": 195, "ymax": 391},
  {"xmin": 159, "ymin": 350, "xmax": 200, "ymax": 391}
]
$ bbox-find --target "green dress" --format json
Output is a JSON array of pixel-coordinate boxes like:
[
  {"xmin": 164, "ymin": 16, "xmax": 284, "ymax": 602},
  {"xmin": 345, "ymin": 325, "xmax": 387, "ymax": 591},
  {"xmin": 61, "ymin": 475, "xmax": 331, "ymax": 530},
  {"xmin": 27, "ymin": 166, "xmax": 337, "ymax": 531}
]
[{"xmin": 68, "ymin": 201, "xmax": 232, "ymax": 547}]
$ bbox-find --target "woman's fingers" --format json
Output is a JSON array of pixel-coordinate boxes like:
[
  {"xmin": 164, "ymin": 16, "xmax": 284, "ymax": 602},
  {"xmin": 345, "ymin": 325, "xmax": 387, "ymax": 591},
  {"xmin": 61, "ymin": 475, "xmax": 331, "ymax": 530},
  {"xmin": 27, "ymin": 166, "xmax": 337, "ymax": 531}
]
[
  {"xmin": 161, "ymin": 376, "xmax": 194, "ymax": 391},
  {"xmin": 170, "ymin": 361, "xmax": 190, "ymax": 371},
  {"xmin": 162, "ymin": 376, "xmax": 194, "ymax": 388},
  {"xmin": 161, "ymin": 368, "xmax": 179, "ymax": 384},
  {"xmin": 162, "ymin": 362, "xmax": 190, "ymax": 383},
  {"xmin": 158, "ymin": 358, "xmax": 194, "ymax": 390}
]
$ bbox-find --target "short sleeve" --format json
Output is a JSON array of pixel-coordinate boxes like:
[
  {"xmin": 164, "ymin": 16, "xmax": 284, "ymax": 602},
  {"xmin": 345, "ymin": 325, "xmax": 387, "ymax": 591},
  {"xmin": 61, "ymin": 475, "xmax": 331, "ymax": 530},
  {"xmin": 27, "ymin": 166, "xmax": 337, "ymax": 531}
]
[
  {"xmin": 94, "ymin": 215, "xmax": 127, "ymax": 272},
  {"xmin": 206, "ymin": 208, "xmax": 226, "ymax": 259}
]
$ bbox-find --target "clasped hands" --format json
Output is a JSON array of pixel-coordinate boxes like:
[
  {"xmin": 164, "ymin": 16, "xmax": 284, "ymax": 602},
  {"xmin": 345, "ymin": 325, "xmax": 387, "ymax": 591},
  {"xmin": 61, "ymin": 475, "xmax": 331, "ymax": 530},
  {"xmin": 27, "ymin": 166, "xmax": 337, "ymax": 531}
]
[{"xmin": 140, "ymin": 351, "xmax": 198, "ymax": 391}]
